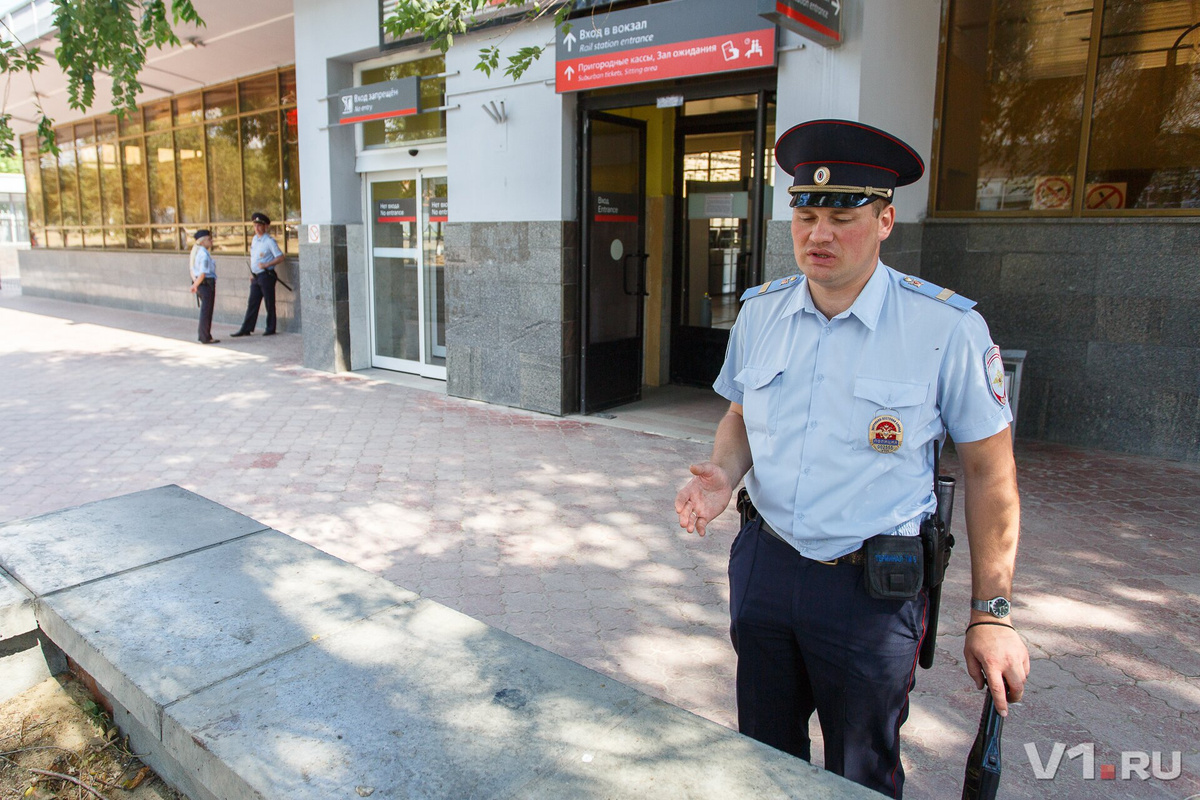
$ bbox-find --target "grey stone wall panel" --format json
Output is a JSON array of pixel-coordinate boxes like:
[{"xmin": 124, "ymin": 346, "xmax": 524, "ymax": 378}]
[
  {"xmin": 919, "ymin": 219, "xmax": 1199, "ymax": 460},
  {"xmin": 19, "ymin": 250, "xmax": 299, "ymax": 331}
]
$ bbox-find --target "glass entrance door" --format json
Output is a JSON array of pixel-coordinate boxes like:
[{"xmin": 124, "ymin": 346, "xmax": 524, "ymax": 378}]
[
  {"xmin": 367, "ymin": 170, "xmax": 447, "ymax": 378},
  {"xmin": 582, "ymin": 112, "xmax": 647, "ymax": 413}
]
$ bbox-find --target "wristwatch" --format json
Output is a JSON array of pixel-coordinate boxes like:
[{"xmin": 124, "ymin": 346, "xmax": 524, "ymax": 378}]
[{"xmin": 971, "ymin": 596, "xmax": 1011, "ymax": 618}]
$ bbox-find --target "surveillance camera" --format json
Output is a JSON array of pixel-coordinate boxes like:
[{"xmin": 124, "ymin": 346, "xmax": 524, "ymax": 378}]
[{"xmin": 408, "ymin": 148, "xmax": 419, "ymax": 156}]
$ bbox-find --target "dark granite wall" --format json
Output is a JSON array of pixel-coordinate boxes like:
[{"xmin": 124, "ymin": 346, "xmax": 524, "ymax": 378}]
[
  {"xmin": 298, "ymin": 225, "xmax": 351, "ymax": 373},
  {"xmin": 18, "ymin": 249, "xmax": 300, "ymax": 332},
  {"xmin": 921, "ymin": 220, "xmax": 1199, "ymax": 462},
  {"xmin": 443, "ymin": 221, "xmax": 579, "ymax": 416}
]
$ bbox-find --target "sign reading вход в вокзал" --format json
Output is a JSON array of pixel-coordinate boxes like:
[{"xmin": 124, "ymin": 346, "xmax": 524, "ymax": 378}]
[{"xmin": 555, "ymin": 0, "xmax": 776, "ymax": 93}]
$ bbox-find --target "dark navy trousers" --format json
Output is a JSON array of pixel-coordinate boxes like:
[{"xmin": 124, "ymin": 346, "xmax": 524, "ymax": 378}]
[
  {"xmin": 196, "ymin": 279, "xmax": 215, "ymax": 342},
  {"xmin": 729, "ymin": 519, "xmax": 928, "ymax": 799},
  {"xmin": 237, "ymin": 270, "xmax": 277, "ymax": 334}
]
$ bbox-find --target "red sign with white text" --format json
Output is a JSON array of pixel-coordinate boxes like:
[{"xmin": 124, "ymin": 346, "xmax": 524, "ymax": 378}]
[{"xmin": 558, "ymin": 29, "xmax": 775, "ymax": 92}]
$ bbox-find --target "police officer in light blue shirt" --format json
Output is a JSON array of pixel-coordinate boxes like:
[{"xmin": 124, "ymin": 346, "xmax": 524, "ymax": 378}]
[
  {"xmin": 231, "ymin": 212, "xmax": 284, "ymax": 337},
  {"xmin": 189, "ymin": 229, "xmax": 219, "ymax": 344},
  {"xmin": 675, "ymin": 120, "xmax": 1029, "ymax": 798}
]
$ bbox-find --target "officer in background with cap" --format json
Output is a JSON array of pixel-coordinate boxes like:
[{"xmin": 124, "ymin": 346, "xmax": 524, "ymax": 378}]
[
  {"xmin": 231, "ymin": 212, "xmax": 284, "ymax": 337},
  {"xmin": 188, "ymin": 229, "xmax": 219, "ymax": 344},
  {"xmin": 675, "ymin": 119, "xmax": 1029, "ymax": 798}
]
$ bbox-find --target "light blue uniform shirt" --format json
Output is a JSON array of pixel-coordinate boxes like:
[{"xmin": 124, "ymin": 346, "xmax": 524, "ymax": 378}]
[
  {"xmin": 190, "ymin": 245, "xmax": 216, "ymax": 280},
  {"xmin": 250, "ymin": 233, "xmax": 283, "ymax": 275},
  {"xmin": 714, "ymin": 263, "xmax": 1013, "ymax": 561}
]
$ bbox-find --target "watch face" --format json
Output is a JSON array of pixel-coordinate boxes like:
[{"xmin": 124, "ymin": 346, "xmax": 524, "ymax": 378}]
[{"xmin": 990, "ymin": 597, "xmax": 1011, "ymax": 617}]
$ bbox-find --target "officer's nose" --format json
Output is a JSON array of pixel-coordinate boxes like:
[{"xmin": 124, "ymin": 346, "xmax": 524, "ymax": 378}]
[{"xmin": 810, "ymin": 215, "xmax": 835, "ymax": 243}]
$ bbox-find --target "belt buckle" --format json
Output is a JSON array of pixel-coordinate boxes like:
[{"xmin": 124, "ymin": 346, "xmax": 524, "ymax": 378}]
[{"xmin": 816, "ymin": 557, "xmax": 839, "ymax": 566}]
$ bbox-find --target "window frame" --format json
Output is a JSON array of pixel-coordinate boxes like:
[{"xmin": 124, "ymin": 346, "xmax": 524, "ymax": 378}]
[
  {"xmin": 930, "ymin": 0, "xmax": 1200, "ymax": 218},
  {"xmin": 22, "ymin": 66, "xmax": 300, "ymax": 253}
]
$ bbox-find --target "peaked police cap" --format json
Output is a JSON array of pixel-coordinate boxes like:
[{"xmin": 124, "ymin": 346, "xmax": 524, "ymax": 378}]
[{"xmin": 775, "ymin": 119, "xmax": 925, "ymax": 208}]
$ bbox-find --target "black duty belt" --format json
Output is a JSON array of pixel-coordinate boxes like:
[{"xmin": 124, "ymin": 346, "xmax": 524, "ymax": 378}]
[{"xmin": 758, "ymin": 518, "xmax": 865, "ymax": 566}]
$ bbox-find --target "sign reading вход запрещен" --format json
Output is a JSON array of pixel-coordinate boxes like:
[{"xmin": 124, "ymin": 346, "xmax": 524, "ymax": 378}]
[{"xmin": 329, "ymin": 76, "xmax": 421, "ymax": 126}]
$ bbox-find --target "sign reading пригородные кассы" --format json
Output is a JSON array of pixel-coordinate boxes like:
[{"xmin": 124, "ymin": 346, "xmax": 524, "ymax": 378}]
[{"xmin": 555, "ymin": 0, "xmax": 775, "ymax": 92}]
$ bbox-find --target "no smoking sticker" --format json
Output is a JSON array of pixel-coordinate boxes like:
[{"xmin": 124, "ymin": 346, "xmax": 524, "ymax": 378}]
[
  {"xmin": 1032, "ymin": 176, "xmax": 1072, "ymax": 210},
  {"xmin": 1085, "ymin": 182, "xmax": 1126, "ymax": 210}
]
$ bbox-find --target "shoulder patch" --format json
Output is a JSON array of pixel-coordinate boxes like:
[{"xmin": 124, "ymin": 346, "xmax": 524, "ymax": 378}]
[
  {"xmin": 898, "ymin": 274, "xmax": 977, "ymax": 311},
  {"xmin": 740, "ymin": 274, "xmax": 801, "ymax": 302}
]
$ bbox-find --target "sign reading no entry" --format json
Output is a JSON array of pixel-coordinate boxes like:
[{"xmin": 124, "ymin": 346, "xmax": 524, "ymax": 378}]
[{"xmin": 329, "ymin": 76, "xmax": 421, "ymax": 126}]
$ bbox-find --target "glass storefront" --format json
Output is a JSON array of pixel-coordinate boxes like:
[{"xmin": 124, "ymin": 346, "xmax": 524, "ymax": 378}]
[
  {"xmin": 21, "ymin": 67, "xmax": 299, "ymax": 252},
  {"xmin": 936, "ymin": 0, "xmax": 1200, "ymax": 214}
]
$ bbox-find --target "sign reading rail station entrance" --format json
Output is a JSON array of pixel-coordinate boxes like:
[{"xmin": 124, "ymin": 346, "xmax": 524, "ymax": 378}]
[
  {"xmin": 555, "ymin": 0, "xmax": 776, "ymax": 93},
  {"xmin": 329, "ymin": 76, "xmax": 421, "ymax": 126}
]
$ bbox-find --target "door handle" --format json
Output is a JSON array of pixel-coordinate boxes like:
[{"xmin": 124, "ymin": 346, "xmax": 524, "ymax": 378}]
[{"xmin": 623, "ymin": 253, "xmax": 650, "ymax": 297}]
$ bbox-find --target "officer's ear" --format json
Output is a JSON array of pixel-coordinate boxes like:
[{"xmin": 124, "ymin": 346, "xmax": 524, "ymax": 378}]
[{"xmin": 875, "ymin": 201, "xmax": 896, "ymax": 242}]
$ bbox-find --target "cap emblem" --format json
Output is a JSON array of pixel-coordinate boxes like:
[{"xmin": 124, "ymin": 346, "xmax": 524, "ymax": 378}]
[{"xmin": 814, "ymin": 166, "xmax": 830, "ymax": 185}]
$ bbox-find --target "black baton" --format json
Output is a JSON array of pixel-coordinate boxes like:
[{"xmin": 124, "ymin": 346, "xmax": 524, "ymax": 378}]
[{"xmin": 962, "ymin": 685, "xmax": 1005, "ymax": 799}]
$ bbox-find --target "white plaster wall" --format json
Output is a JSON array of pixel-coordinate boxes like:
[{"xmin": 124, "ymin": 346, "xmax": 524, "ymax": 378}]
[
  {"xmin": 293, "ymin": 0, "xmax": 381, "ymax": 224},
  {"xmin": 859, "ymin": 0, "xmax": 942, "ymax": 223},
  {"xmin": 771, "ymin": 1, "xmax": 942, "ymax": 224},
  {"xmin": 447, "ymin": 18, "xmax": 575, "ymax": 223}
]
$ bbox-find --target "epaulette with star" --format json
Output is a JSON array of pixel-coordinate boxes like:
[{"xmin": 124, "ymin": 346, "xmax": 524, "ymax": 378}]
[
  {"xmin": 898, "ymin": 274, "xmax": 976, "ymax": 311},
  {"xmin": 740, "ymin": 274, "xmax": 801, "ymax": 302}
]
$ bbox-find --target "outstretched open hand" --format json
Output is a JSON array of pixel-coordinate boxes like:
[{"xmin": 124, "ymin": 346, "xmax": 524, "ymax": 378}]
[{"xmin": 675, "ymin": 461, "xmax": 735, "ymax": 537}]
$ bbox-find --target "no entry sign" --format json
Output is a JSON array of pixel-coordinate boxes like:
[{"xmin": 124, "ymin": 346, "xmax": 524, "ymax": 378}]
[{"xmin": 556, "ymin": 0, "xmax": 775, "ymax": 93}]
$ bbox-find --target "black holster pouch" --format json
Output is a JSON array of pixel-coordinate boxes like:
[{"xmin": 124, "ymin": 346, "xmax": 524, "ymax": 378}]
[
  {"xmin": 737, "ymin": 487, "xmax": 757, "ymax": 528},
  {"xmin": 864, "ymin": 534, "xmax": 924, "ymax": 600}
]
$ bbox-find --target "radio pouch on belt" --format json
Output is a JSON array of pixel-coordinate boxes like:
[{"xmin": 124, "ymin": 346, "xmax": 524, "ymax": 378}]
[{"xmin": 864, "ymin": 534, "xmax": 924, "ymax": 600}]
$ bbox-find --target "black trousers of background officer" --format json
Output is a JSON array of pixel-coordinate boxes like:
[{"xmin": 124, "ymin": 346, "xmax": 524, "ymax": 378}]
[
  {"xmin": 196, "ymin": 278, "xmax": 216, "ymax": 343},
  {"xmin": 729, "ymin": 518, "xmax": 929, "ymax": 799},
  {"xmin": 236, "ymin": 270, "xmax": 277, "ymax": 335}
]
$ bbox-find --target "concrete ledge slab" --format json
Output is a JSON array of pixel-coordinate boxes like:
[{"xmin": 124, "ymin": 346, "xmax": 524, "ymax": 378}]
[
  {"xmin": 37, "ymin": 530, "xmax": 421, "ymax": 739},
  {"xmin": 163, "ymin": 601, "xmax": 876, "ymax": 800},
  {"xmin": 0, "ymin": 485, "xmax": 268, "ymax": 595},
  {"xmin": 0, "ymin": 566, "xmax": 35, "ymax": 639}
]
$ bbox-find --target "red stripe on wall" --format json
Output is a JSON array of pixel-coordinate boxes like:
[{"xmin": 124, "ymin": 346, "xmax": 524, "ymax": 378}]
[
  {"xmin": 377, "ymin": 216, "xmax": 417, "ymax": 223},
  {"xmin": 340, "ymin": 108, "xmax": 418, "ymax": 125},
  {"xmin": 776, "ymin": 2, "xmax": 840, "ymax": 41},
  {"xmin": 594, "ymin": 214, "xmax": 638, "ymax": 223}
]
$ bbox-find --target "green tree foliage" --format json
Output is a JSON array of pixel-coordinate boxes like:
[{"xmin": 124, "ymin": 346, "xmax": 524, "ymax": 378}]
[
  {"xmin": 0, "ymin": 0, "xmax": 204, "ymax": 156},
  {"xmin": 382, "ymin": 0, "xmax": 576, "ymax": 80}
]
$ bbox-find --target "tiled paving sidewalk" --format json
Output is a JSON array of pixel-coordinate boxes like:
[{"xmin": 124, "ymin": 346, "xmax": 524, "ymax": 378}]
[{"xmin": 1, "ymin": 294, "xmax": 1197, "ymax": 800}]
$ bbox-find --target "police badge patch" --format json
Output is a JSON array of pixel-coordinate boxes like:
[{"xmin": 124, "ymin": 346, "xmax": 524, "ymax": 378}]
[
  {"xmin": 869, "ymin": 412, "xmax": 904, "ymax": 453},
  {"xmin": 985, "ymin": 345, "xmax": 1007, "ymax": 406}
]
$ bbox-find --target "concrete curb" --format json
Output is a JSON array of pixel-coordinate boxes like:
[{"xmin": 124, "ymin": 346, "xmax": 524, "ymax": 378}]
[{"xmin": 0, "ymin": 486, "xmax": 877, "ymax": 799}]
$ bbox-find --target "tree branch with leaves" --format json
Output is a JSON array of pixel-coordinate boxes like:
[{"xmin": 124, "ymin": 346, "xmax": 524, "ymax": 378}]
[
  {"xmin": 0, "ymin": 0, "xmax": 204, "ymax": 156},
  {"xmin": 382, "ymin": 0, "xmax": 581, "ymax": 80}
]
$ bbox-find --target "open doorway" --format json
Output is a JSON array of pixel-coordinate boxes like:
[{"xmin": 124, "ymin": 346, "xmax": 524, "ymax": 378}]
[
  {"xmin": 671, "ymin": 93, "xmax": 775, "ymax": 387},
  {"xmin": 578, "ymin": 82, "xmax": 775, "ymax": 414}
]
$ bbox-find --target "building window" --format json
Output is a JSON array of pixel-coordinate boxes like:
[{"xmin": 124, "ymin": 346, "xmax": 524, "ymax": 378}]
[
  {"xmin": 21, "ymin": 67, "xmax": 300, "ymax": 253},
  {"xmin": 360, "ymin": 54, "xmax": 446, "ymax": 148},
  {"xmin": 936, "ymin": 1, "xmax": 1200, "ymax": 214}
]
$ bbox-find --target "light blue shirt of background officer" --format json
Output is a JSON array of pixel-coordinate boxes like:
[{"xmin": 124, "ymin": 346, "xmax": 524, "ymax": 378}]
[
  {"xmin": 675, "ymin": 118, "xmax": 1030, "ymax": 799},
  {"xmin": 188, "ymin": 228, "xmax": 219, "ymax": 344},
  {"xmin": 250, "ymin": 213, "xmax": 284, "ymax": 275},
  {"xmin": 231, "ymin": 212, "xmax": 284, "ymax": 337}
]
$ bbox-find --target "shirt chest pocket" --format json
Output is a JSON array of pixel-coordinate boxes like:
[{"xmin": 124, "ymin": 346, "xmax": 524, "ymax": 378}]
[
  {"xmin": 736, "ymin": 365, "xmax": 785, "ymax": 436},
  {"xmin": 852, "ymin": 377, "xmax": 929, "ymax": 451}
]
